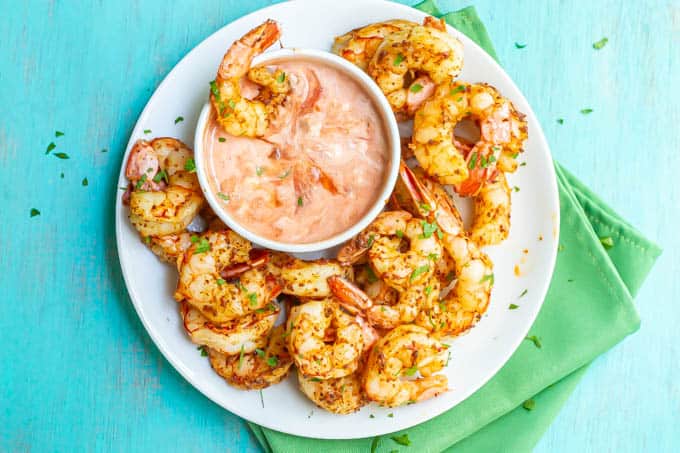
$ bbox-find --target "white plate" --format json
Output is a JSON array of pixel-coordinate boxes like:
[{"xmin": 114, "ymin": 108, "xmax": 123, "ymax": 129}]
[{"xmin": 115, "ymin": 0, "xmax": 559, "ymax": 440}]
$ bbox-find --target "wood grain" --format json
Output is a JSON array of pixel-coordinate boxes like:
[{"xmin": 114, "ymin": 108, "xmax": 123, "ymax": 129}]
[{"xmin": 0, "ymin": 0, "xmax": 677, "ymax": 451}]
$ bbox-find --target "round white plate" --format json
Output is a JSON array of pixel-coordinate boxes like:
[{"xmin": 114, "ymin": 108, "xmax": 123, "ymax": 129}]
[{"xmin": 115, "ymin": 0, "xmax": 559, "ymax": 440}]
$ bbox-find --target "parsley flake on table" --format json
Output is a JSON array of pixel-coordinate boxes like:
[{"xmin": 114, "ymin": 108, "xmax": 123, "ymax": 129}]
[
  {"xmin": 557, "ymin": 118, "xmax": 564, "ymax": 125},
  {"xmin": 391, "ymin": 433, "xmax": 411, "ymax": 446},
  {"xmin": 509, "ymin": 303, "xmax": 519, "ymax": 310},
  {"xmin": 60, "ymin": 172, "xmax": 64, "ymax": 178},
  {"xmin": 522, "ymin": 398, "xmax": 536, "ymax": 411},
  {"xmin": 599, "ymin": 236, "xmax": 614, "ymax": 249},
  {"xmin": 515, "ymin": 42, "xmax": 527, "ymax": 49},
  {"xmin": 82, "ymin": 177, "xmax": 88, "ymax": 186},
  {"xmin": 53, "ymin": 152, "xmax": 69, "ymax": 159},
  {"xmin": 174, "ymin": 116, "xmax": 184, "ymax": 124},
  {"xmin": 525, "ymin": 335, "xmax": 542, "ymax": 348},
  {"xmin": 580, "ymin": 108, "xmax": 593, "ymax": 114},
  {"xmin": 101, "ymin": 148, "xmax": 108, "ymax": 153},
  {"xmin": 410, "ymin": 83, "xmax": 423, "ymax": 93},
  {"xmin": 45, "ymin": 142, "xmax": 56, "ymax": 155},
  {"xmin": 592, "ymin": 37, "xmax": 608, "ymax": 50},
  {"xmin": 30, "ymin": 208, "xmax": 40, "ymax": 217},
  {"xmin": 55, "ymin": 131, "xmax": 64, "ymax": 137}
]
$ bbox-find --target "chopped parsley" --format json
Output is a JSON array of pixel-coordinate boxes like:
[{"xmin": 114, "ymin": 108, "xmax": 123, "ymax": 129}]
[
  {"xmin": 256, "ymin": 166, "xmax": 264, "ymax": 176},
  {"xmin": 424, "ymin": 285, "xmax": 432, "ymax": 296},
  {"xmin": 238, "ymin": 345, "xmax": 245, "ymax": 369},
  {"xmin": 135, "ymin": 174, "xmax": 147, "ymax": 190},
  {"xmin": 267, "ymin": 356, "xmax": 278, "ymax": 367},
  {"xmin": 525, "ymin": 335, "xmax": 542, "ymax": 349},
  {"xmin": 247, "ymin": 292, "xmax": 258, "ymax": 306},
  {"xmin": 310, "ymin": 377, "xmax": 322, "ymax": 382},
  {"xmin": 228, "ymin": 99, "xmax": 236, "ymax": 109},
  {"xmin": 599, "ymin": 236, "xmax": 614, "ymax": 249},
  {"xmin": 30, "ymin": 208, "xmax": 40, "ymax": 217},
  {"xmin": 153, "ymin": 170, "xmax": 168, "ymax": 184},
  {"xmin": 60, "ymin": 173, "xmax": 64, "ymax": 178},
  {"xmin": 217, "ymin": 192, "xmax": 230, "ymax": 201},
  {"xmin": 395, "ymin": 229, "xmax": 404, "ymax": 238},
  {"xmin": 197, "ymin": 345, "xmax": 208, "ymax": 357},
  {"xmin": 276, "ymin": 72, "xmax": 286, "ymax": 83},
  {"xmin": 410, "ymin": 264, "xmax": 430, "ymax": 282},
  {"xmin": 449, "ymin": 84, "xmax": 466, "ymax": 96},
  {"xmin": 592, "ymin": 37, "xmax": 608, "ymax": 50},
  {"xmin": 218, "ymin": 137, "xmax": 226, "ymax": 142},
  {"xmin": 191, "ymin": 235, "xmax": 211, "ymax": 254},
  {"xmin": 184, "ymin": 158, "xmax": 196, "ymax": 172},
  {"xmin": 259, "ymin": 389, "xmax": 264, "ymax": 408},
  {"xmin": 522, "ymin": 398, "xmax": 536, "ymax": 411},
  {"xmin": 255, "ymin": 348, "xmax": 265, "ymax": 358},
  {"xmin": 420, "ymin": 220, "xmax": 439, "ymax": 238},
  {"xmin": 391, "ymin": 434, "xmax": 411, "ymax": 446},
  {"xmin": 55, "ymin": 131, "xmax": 64, "ymax": 137},
  {"xmin": 580, "ymin": 108, "xmax": 593, "ymax": 115},
  {"xmin": 369, "ymin": 414, "xmax": 375, "ymax": 419},
  {"xmin": 468, "ymin": 152, "xmax": 478, "ymax": 169},
  {"xmin": 410, "ymin": 83, "xmax": 423, "ymax": 93},
  {"xmin": 427, "ymin": 253, "xmax": 439, "ymax": 261},
  {"xmin": 174, "ymin": 116, "xmax": 184, "ymax": 124},
  {"xmin": 513, "ymin": 186, "xmax": 520, "ymax": 192},
  {"xmin": 403, "ymin": 365, "xmax": 418, "ymax": 376},
  {"xmin": 480, "ymin": 273, "xmax": 495, "ymax": 285},
  {"xmin": 515, "ymin": 42, "xmax": 527, "ymax": 49},
  {"xmin": 557, "ymin": 118, "xmax": 564, "ymax": 125},
  {"xmin": 81, "ymin": 177, "xmax": 88, "ymax": 186},
  {"xmin": 216, "ymin": 278, "xmax": 226, "ymax": 286},
  {"xmin": 509, "ymin": 303, "xmax": 519, "ymax": 310},
  {"xmin": 54, "ymin": 152, "xmax": 69, "ymax": 159},
  {"xmin": 143, "ymin": 129, "xmax": 151, "ymax": 134},
  {"xmin": 297, "ymin": 196, "xmax": 303, "ymax": 207},
  {"xmin": 45, "ymin": 142, "xmax": 56, "ymax": 154},
  {"xmin": 519, "ymin": 289, "xmax": 528, "ymax": 298},
  {"xmin": 419, "ymin": 202, "xmax": 431, "ymax": 212},
  {"xmin": 393, "ymin": 53, "xmax": 404, "ymax": 66},
  {"xmin": 387, "ymin": 413, "xmax": 394, "ymax": 418},
  {"xmin": 278, "ymin": 168, "xmax": 291, "ymax": 179},
  {"xmin": 366, "ymin": 234, "xmax": 375, "ymax": 248}
]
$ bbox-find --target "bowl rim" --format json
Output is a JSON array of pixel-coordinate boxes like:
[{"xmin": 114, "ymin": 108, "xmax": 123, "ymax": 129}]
[{"xmin": 193, "ymin": 47, "xmax": 401, "ymax": 253}]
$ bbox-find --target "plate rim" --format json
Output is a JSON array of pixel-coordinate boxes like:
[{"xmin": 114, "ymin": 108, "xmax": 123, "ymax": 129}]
[{"xmin": 115, "ymin": 0, "xmax": 560, "ymax": 440}]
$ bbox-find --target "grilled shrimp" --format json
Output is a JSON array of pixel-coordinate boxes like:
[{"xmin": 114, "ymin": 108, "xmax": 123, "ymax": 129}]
[
  {"xmin": 411, "ymin": 82, "xmax": 527, "ymax": 195},
  {"xmin": 367, "ymin": 18, "xmax": 463, "ymax": 116},
  {"xmin": 399, "ymin": 164, "xmax": 494, "ymax": 337},
  {"xmin": 470, "ymin": 172, "xmax": 511, "ymax": 247},
  {"xmin": 211, "ymin": 19, "xmax": 290, "ymax": 137},
  {"xmin": 279, "ymin": 259, "xmax": 352, "ymax": 298},
  {"xmin": 147, "ymin": 231, "xmax": 194, "ymax": 266},
  {"xmin": 174, "ymin": 230, "xmax": 281, "ymax": 325},
  {"xmin": 332, "ymin": 19, "xmax": 417, "ymax": 71},
  {"xmin": 286, "ymin": 298, "xmax": 365, "ymax": 379},
  {"xmin": 207, "ymin": 325, "xmax": 293, "ymax": 390},
  {"xmin": 125, "ymin": 138, "xmax": 204, "ymax": 237},
  {"xmin": 180, "ymin": 302, "xmax": 278, "ymax": 355},
  {"xmin": 337, "ymin": 211, "xmax": 442, "ymax": 292},
  {"xmin": 298, "ymin": 371, "xmax": 366, "ymax": 414},
  {"xmin": 364, "ymin": 324, "xmax": 449, "ymax": 407}
]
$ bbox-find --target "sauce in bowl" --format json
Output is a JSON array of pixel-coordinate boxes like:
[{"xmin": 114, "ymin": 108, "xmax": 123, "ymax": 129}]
[{"xmin": 203, "ymin": 57, "xmax": 391, "ymax": 244}]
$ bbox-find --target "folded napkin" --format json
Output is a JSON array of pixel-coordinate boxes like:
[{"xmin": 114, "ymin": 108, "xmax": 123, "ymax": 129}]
[{"xmin": 249, "ymin": 2, "xmax": 661, "ymax": 451}]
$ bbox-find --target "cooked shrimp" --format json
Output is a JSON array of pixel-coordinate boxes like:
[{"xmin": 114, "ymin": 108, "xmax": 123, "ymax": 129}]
[
  {"xmin": 180, "ymin": 302, "xmax": 278, "ymax": 355},
  {"xmin": 411, "ymin": 82, "xmax": 527, "ymax": 195},
  {"xmin": 363, "ymin": 324, "xmax": 449, "ymax": 407},
  {"xmin": 298, "ymin": 371, "xmax": 366, "ymax": 414},
  {"xmin": 279, "ymin": 259, "xmax": 352, "ymax": 298},
  {"xmin": 175, "ymin": 230, "xmax": 281, "ymax": 324},
  {"xmin": 470, "ymin": 172, "xmax": 511, "ymax": 247},
  {"xmin": 399, "ymin": 164, "xmax": 494, "ymax": 337},
  {"xmin": 332, "ymin": 19, "xmax": 417, "ymax": 71},
  {"xmin": 207, "ymin": 325, "xmax": 293, "ymax": 390},
  {"xmin": 286, "ymin": 298, "xmax": 365, "ymax": 379},
  {"xmin": 125, "ymin": 138, "xmax": 204, "ymax": 237},
  {"xmin": 211, "ymin": 19, "xmax": 289, "ymax": 137},
  {"xmin": 367, "ymin": 19, "xmax": 463, "ymax": 116},
  {"xmin": 147, "ymin": 231, "xmax": 194, "ymax": 266}
]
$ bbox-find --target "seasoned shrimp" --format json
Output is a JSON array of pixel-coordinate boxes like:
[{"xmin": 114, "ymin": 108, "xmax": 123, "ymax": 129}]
[
  {"xmin": 286, "ymin": 298, "xmax": 365, "ymax": 379},
  {"xmin": 279, "ymin": 259, "xmax": 352, "ymax": 298},
  {"xmin": 180, "ymin": 302, "xmax": 278, "ymax": 355},
  {"xmin": 367, "ymin": 19, "xmax": 463, "ymax": 116},
  {"xmin": 125, "ymin": 138, "xmax": 204, "ymax": 237},
  {"xmin": 364, "ymin": 324, "xmax": 449, "ymax": 407},
  {"xmin": 470, "ymin": 172, "xmax": 511, "ymax": 247},
  {"xmin": 399, "ymin": 164, "xmax": 494, "ymax": 337},
  {"xmin": 175, "ymin": 230, "xmax": 281, "ymax": 324},
  {"xmin": 338, "ymin": 211, "xmax": 442, "ymax": 292},
  {"xmin": 211, "ymin": 19, "xmax": 290, "ymax": 137},
  {"xmin": 411, "ymin": 82, "xmax": 527, "ymax": 195},
  {"xmin": 147, "ymin": 231, "xmax": 194, "ymax": 266},
  {"xmin": 332, "ymin": 19, "xmax": 417, "ymax": 71},
  {"xmin": 207, "ymin": 325, "xmax": 293, "ymax": 390},
  {"xmin": 298, "ymin": 371, "xmax": 366, "ymax": 414}
]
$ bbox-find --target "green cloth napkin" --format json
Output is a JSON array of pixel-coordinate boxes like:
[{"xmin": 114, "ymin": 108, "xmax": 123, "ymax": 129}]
[{"xmin": 249, "ymin": 2, "xmax": 662, "ymax": 451}]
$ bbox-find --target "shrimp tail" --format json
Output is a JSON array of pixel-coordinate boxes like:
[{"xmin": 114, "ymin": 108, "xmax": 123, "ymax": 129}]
[
  {"xmin": 327, "ymin": 276, "xmax": 374, "ymax": 313},
  {"xmin": 218, "ymin": 19, "xmax": 281, "ymax": 80}
]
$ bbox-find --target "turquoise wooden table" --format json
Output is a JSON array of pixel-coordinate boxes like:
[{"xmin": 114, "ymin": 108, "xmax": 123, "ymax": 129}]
[{"xmin": 1, "ymin": 0, "xmax": 677, "ymax": 451}]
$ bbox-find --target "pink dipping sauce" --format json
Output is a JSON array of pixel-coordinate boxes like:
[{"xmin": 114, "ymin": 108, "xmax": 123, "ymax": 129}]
[{"xmin": 203, "ymin": 58, "xmax": 390, "ymax": 244}]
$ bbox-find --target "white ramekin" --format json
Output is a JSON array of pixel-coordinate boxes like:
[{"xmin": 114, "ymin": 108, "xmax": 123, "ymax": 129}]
[{"xmin": 194, "ymin": 48, "xmax": 400, "ymax": 255}]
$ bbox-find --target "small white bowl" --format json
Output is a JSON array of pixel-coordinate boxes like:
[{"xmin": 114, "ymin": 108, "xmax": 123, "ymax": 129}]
[{"xmin": 194, "ymin": 48, "xmax": 400, "ymax": 255}]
